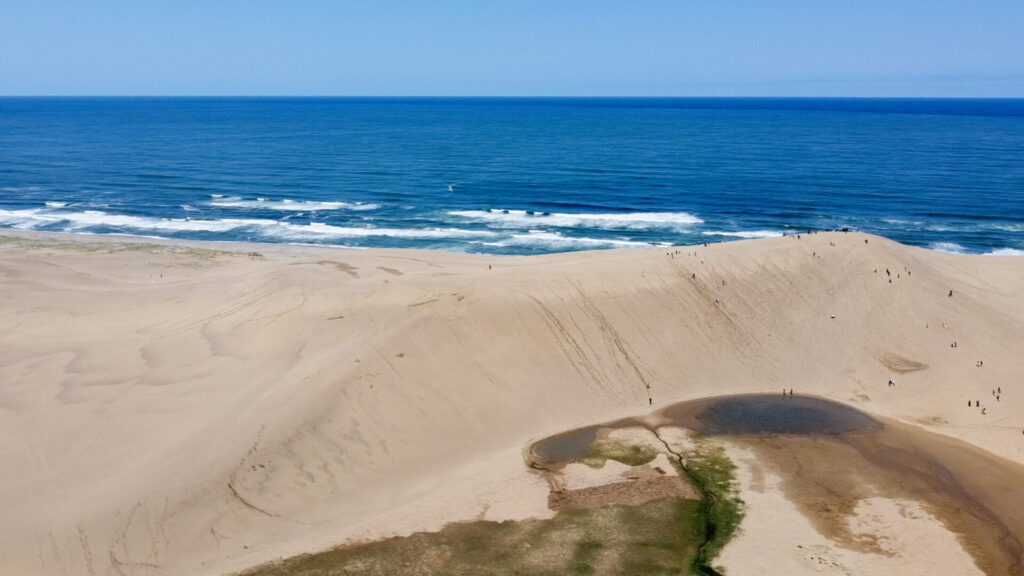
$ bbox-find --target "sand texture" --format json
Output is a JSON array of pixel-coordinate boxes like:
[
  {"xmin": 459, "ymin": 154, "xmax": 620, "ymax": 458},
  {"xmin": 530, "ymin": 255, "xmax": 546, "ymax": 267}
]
[
  {"xmin": 720, "ymin": 444, "xmax": 986, "ymax": 576},
  {"xmin": 1, "ymin": 230, "xmax": 1023, "ymax": 575}
]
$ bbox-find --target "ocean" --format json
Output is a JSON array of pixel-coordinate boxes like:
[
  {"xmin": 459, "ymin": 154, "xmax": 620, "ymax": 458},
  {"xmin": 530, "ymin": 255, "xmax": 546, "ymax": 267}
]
[{"xmin": 1, "ymin": 97, "xmax": 1022, "ymax": 255}]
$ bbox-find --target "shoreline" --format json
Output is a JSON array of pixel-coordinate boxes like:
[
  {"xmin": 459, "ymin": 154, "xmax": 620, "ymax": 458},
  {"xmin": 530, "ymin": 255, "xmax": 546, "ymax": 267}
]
[
  {"xmin": 2, "ymin": 228, "xmax": 1022, "ymax": 575},
  {"xmin": 3, "ymin": 226, "xmax": 1024, "ymax": 259}
]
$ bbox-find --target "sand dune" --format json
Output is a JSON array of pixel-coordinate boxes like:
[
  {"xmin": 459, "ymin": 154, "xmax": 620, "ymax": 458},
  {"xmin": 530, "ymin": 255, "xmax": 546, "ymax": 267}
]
[{"xmin": 1, "ymin": 230, "xmax": 1023, "ymax": 575}]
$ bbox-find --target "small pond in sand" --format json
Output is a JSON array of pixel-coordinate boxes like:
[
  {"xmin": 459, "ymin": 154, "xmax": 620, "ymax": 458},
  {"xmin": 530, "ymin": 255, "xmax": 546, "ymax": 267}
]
[
  {"xmin": 532, "ymin": 394, "xmax": 880, "ymax": 466},
  {"xmin": 664, "ymin": 394, "xmax": 881, "ymax": 436}
]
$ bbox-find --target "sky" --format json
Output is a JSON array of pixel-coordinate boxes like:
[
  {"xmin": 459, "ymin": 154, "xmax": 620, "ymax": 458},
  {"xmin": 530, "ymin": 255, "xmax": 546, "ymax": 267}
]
[{"xmin": 1, "ymin": 1, "xmax": 1022, "ymax": 97}]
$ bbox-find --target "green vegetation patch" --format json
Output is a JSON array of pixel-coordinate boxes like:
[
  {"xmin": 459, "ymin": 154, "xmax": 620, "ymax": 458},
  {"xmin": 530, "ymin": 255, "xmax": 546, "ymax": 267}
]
[
  {"xmin": 678, "ymin": 443, "xmax": 745, "ymax": 574},
  {"xmin": 238, "ymin": 433, "xmax": 745, "ymax": 576},
  {"xmin": 238, "ymin": 499, "xmax": 700, "ymax": 576},
  {"xmin": 586, "ymin": 438, "xmax": 660, "ymax": 467}
]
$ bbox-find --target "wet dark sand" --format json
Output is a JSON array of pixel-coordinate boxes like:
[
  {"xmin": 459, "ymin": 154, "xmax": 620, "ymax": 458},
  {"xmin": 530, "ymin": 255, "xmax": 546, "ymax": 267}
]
[{"xmin": 530, "ymin": 394, "xmax": 1024, "ymax": 575}]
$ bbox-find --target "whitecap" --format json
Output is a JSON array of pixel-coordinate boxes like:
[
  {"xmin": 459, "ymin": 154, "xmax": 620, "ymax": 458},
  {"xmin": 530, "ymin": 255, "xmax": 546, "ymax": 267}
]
[
  {"xmin": 701, "ymin": 230, "xmax": 784, "ymax": 239},
  {"xmin": 882, "ymin": 218, "xmax": 925, "ymax": 226},
  {"xmin": 0, "ymin": 207, "xmax": 496, "ymax": 241},
  {"xmin": 264, "ymin": 222, "xmax": 495, "ymax": 240},
  {"xmin": 989, "ymin": 223, "xmax": 1024, "ymax": 233},
  {"xmin": 984, "ymin": 248, "xmax": 1024, "ymax": 256},
  {"xmin": 929, "ymin": 242, "xmax": 969, "ymax": 254},
  {"xmin": 0, "ymin": 207, "xmax": 272, "ymax": 233},
  {"xmin": 44, "ymin": 201, "xmax": 68, "ymax": 208},
  {"xmin": 483, "ymin": 230, "xmax": 656, "ymax": 250},
  {"xmin": 210, "ymin": 197, "xmax": 380, "ymax": 212},
  {"xmin": 448, "ymin": 209, "xmax": 703, "ymax": 230}
]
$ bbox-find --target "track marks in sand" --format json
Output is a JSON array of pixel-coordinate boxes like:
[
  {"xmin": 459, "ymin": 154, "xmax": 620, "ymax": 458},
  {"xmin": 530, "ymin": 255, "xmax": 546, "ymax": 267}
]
[
  {"xmin": 107, "ymin": 503, "xmax": 165, "ymax": 576},
  {"xmin": 878, "ymin": 352, "xmax": 929, "ymax": 374},
  {"xmin": 156, "ymin": 283, "xmax": 281, "ymax": 337},
  {"xmin": 407, "ymin": 298, "xmax": 439, "ymax": 307},
  {"xmin": 227, "ymin": 482, "xmax": 283, "ymax": 520},
  {"xmin": 226, "ymin": 427, "xmax": 292, "ymax": 521},
  {"xmin": 525, "ymin": 282, "xmax": 659, "ymax": 403},
  {"xmin": 570, "ymin": 281, "xmax": 656, "ymax": 401},
  {"xmin": 527, "ymin": 293, "xmax": 611, "ymax": 393},
  {"xmin": 311, "ymin": 260, "xmax": 358, "ymax": 278},
  {"xmin": 229, "ymin": 415, "xmax": 376, "ymax": 528},
  {"xmin": 76, "ymin": 525, "xmax": 97, "ymax": 576}
]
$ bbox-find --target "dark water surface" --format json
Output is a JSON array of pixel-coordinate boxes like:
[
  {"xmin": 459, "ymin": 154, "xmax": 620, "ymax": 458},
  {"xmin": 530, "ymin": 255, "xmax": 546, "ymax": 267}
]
[
  {"xmin": 664, "ymin": 394, "xmax": 880, "ymax": 436},
  {"xmin": 531, "ymin": 394, "xmax": 878, "ymax": 464}
]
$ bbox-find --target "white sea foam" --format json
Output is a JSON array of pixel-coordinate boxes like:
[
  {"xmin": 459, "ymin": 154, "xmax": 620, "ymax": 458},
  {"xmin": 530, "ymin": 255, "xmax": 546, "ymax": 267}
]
[
  {"xmin": 210, "ymin": 196, "xmax": 380, "ymax": 212},
  {"xmin": 882, "ymin": 218, "xmax": 924, "ymax": 226},
  {"xmin": 55, "ymin": 211, "xmax": 263, "ymax": 232},
  {"xmin": 984, "ymin": 248, "xmax": 1024, "ymax": 256},
  {"xmin": 990, "ymin": 223, "xmax": 1024, "ymax": 233},
  {"xmin": 929, "ymin": 242, "xmax": 969, "ymax": 254},
  {"xmin": 701, "ymin": 230, "xmax": 784, "ymax": 239},
  {"xmin": 0, "ymin": 208, "xmax": 49, "ymax": 229},
  {"xmin": 264, "ymin": 222, "xmax": 495, "ymax": 240},
  {"xmin": 44, "ymin": 201, "xmax": 68, "ymax": 208},
  {"xmin": 0, "ymin": 207, "xmax": 493, "ymax": 240},
  {"xmin": 448, "ymin": 209, "xmax": 703, "ymax": 230},
  {"xmin": 480, "ymin": 230, "xmax": 656, "ymax": 250}
]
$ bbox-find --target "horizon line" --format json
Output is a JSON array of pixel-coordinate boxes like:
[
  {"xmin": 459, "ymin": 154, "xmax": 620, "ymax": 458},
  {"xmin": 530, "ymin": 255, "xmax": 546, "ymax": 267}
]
[{"xmin": 3, "ymin": 95, "xmax": 1024, "ymax": 100}]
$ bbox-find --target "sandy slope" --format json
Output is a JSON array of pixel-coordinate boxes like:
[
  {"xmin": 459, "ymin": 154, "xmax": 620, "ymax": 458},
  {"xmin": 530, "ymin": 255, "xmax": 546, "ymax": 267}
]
[{"xmin": 1, "ymin": 230, "xmax": 1022, "ymax": 576}]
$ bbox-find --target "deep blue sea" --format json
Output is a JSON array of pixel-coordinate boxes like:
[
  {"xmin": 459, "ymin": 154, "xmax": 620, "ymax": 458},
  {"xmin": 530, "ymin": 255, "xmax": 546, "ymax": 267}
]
[{"xmin": 1, "ymin": 97, "xmax": 1023, "ymax": 255}]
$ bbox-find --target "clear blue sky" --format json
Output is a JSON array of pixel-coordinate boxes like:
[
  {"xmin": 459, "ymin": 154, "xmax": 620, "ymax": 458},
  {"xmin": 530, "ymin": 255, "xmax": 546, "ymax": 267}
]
[{"xmin": 1, "ymin": 0, "xmax": 1022, "ymax": 96}]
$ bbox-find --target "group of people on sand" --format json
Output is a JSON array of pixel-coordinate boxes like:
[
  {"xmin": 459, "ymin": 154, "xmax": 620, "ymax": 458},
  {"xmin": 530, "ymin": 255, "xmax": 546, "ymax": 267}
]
[
  {"xmin": 870, "ymin": 265, "xmax": 915, "ymax": 285},
  {"xmin": 929, "ymin": 291, "xmax": 1017, "ymax": 428},
  {"xmin": 781, "ymin": 228, "xmax": 851, "ymax": 238},
  {"xmin": 964, "ymin": 369, "xmax": 1007, "ymax": 418},
  {"xmin": 890, "ymin": 303, "xmax": 1017, "ymax": 431}
]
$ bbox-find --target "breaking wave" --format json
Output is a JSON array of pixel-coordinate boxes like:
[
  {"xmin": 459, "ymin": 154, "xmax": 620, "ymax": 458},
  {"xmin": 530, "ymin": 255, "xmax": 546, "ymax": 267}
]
[
  {"xmin": 929, "ymin": 242, "xmax": 969, "ymax": 254},
  {"xmin": 0, "ymin": 208, "xmax": 493, "ymax": 241},
  {"xmin": 448, "ymin": 209, "xmax": 703, "ymax": 230},
  {"xmin": 701, "ymin": 230, "xmax": 785, "ymax": 239},
  {"xmin": 209, "ymin": 196, "xmax": 380, "ymax": 211}
]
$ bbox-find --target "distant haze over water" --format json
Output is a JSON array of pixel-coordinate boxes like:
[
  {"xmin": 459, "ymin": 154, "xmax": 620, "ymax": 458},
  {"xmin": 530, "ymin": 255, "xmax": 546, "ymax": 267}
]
[{"xmin": 1, "ymin": 97, "xmax": 1022, "ymax": 255}]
